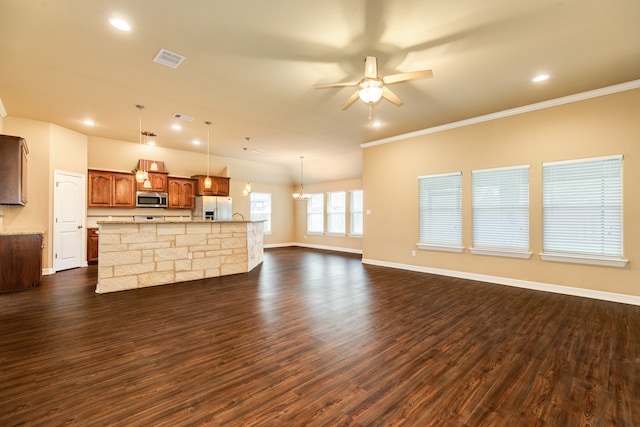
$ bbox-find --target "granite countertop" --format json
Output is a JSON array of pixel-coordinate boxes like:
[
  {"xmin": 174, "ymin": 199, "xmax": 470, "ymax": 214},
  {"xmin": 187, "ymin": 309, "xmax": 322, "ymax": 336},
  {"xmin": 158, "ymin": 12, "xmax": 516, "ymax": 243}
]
[
  {"xmin": 96, "ymin": 220, "xmax": 262, "ymax": 224},
  {"xmin": 0, "ymin": 231, "xmax": 45, "ymax": 236}
]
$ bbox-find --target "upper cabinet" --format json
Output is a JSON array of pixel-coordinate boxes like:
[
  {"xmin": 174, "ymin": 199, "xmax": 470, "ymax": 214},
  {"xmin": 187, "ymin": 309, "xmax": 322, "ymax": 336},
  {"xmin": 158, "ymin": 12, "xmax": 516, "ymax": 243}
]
[
  {"xmin": 136, "ymin": 172, "xmax": 168, "ymax": 193},
  {"xmin": 167, "ymin": 177, "xmax": 196, "ymax": 209},
  {"xmin": 192, "ymin": 175, "xmax": 230, "ymax": 196},
  {"xmin": 88, "ymin": 170, "xmax": 135, "ymax": 208},
  {"xmin": 0, "ymin": 134, "xmax": 28, "ymax": 205}
]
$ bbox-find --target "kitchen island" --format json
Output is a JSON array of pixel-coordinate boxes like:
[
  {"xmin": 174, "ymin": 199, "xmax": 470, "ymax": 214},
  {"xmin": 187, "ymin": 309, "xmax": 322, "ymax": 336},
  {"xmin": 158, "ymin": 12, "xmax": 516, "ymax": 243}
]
[{"xmin": 95, "ymin": 220, "xmax": 263, "ymax": 293}]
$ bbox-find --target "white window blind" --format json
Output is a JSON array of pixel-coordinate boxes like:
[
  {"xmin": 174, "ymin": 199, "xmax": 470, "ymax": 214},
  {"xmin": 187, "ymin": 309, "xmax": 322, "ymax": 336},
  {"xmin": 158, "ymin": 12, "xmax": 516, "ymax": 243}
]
[
  {"xmin": 472, "ymin": 165, "xmax": 529, "ymax": 255},
  {"xmin": 250, "ymin": 192, "xmax": 272, "ymax": 234},
  {"xmin": 327, "ymin": 191, "xmax": 346, "ymax": 234},
  {"xmin": 349, "ymin": 189, "xmax": 363, "ymax": 236},
  {"xmin": 307, "ymin": 193, "xmax": 324, "ymax": 233},
  {"xmin": 542, "ymin": 155, "xmax": 623, "ymax": 260},
  {"xmin": 418, "ymin": 172, "xmax": 462, "ymax": 250}
]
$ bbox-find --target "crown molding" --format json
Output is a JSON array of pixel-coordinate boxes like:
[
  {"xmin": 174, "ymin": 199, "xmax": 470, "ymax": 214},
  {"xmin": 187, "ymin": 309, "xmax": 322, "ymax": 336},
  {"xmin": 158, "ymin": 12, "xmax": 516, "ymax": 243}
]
[{"xmin": 362, "ymin": 79, "xmax": 640, "ymax": 149}]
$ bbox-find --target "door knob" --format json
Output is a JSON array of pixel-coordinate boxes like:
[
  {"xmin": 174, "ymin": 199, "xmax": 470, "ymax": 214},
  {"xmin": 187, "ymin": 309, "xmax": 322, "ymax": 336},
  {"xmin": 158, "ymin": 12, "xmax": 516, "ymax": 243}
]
[{"xmin": 77, "ymin": 225, "xmax": 83, "ymax": 229}]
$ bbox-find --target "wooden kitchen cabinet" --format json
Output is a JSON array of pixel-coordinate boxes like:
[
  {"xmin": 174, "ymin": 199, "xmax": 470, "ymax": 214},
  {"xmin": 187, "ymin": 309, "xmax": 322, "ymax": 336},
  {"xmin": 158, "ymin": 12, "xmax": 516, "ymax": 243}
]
[
  {"xmin": 88, "ymin": 170, "xmax": 135, "ymax": 208},
  {"xmin": 192, "ymin": 175, "xmax": 230, "ymax": 196},
  {"xmin": 167, "ymin": 177, "xmax": 196, "ymax": 209},
  {"xmin": 136, "ymin": 172, "xmax": 168, "ymax": 192},
  {"xmin": 87, "ymin": 228, "xmax": 99, "ymax": 263},
  {"xmin": 0, "ymin": 233, "xmax": 43, "ymax": 292},
  {"xmin": 0, "ymin": 134, "xmax": 28, "ymax": 205}
]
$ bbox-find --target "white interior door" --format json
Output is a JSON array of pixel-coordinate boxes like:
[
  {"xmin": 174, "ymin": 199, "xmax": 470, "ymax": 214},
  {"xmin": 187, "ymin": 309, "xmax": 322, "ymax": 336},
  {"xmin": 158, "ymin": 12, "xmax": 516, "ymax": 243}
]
[{"xmin": 54, "ymin": 170, "xmax": 86, "ymax": 271}]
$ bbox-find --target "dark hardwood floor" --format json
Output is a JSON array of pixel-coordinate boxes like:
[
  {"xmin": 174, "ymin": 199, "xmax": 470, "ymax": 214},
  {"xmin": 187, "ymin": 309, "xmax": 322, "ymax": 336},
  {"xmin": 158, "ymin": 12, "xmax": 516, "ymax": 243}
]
[{"xmin": 1, "ymin": 247, "xmax": 639, "ymax": 426}]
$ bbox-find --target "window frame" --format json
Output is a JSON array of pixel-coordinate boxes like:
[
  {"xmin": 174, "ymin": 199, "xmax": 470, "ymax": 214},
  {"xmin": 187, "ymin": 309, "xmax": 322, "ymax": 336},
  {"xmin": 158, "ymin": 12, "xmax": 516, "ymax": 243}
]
[
  {"xmin": 326, "ymin": 191, "xmax": 346, "ymax": 235},
  {"xmin": 349, "ymin": 189, "xmax": 363, "ymax": 237},
  {"xmin": 417, "ymin": 172, "xmax": 463, "ymax": 253},
  {"xmin": 471, "ymin": 165, "xmax": 531, "ymax": 259},
  {"xmin": 306, "ymin": 192, "xmax": 324, "ymax": 234},
  {"xmin": 249, "ymin": 192, "xmax": 272, "ymax": 234},
  {"xmin": 540, "ymin": 154, "xmax": 627, "ymax": 267}
]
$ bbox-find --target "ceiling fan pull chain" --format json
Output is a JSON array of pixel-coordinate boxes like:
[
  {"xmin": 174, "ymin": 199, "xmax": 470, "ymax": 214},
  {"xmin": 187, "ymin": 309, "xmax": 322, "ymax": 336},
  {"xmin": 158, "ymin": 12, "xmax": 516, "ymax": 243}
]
[{"xmin": 368, "ymin": 103, "xmax": 373, "ymax": 125}]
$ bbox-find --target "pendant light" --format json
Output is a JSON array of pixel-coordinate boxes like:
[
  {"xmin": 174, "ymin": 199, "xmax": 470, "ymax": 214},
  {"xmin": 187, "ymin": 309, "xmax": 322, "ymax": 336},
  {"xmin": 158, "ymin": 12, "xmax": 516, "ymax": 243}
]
[
  {"xmin": 292, "ymin": 156, "xmax": 311, "ymax": 200},
  {"xmin": 242, "ymin": 137, "xmax": 252, "ymax": 196},
  {"xmin": 140, "ymin": 131, "xmax": 155, "ymax": 189},
  {"xmin": 204, "ymin": 121, "xmax": 212, "ymax": 189},
  {"xmin": 134, "ymin": 105, "xmax": 146, "ymax": 183}
]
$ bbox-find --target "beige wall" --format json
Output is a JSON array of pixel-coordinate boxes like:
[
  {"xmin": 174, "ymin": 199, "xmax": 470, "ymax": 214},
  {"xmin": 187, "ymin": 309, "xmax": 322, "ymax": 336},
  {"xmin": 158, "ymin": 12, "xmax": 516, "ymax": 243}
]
[
  {"xmin": 3, "ymin": 118, "xmax": 54, "ymax": 268},
  {"xmin": 362, "ymin": 88, "xmax": 640, "ymax": 298},
  {"xmin": 292, "ymin": 178, "xmax": 363, "ymax": 252}
]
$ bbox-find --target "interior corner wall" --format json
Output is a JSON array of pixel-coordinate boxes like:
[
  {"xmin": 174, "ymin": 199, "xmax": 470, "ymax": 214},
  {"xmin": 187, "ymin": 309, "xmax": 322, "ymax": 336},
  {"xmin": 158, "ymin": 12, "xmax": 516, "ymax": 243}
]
[{"xmin": 362, "ymin": 88, "xmax": 640, "ymax": 298}]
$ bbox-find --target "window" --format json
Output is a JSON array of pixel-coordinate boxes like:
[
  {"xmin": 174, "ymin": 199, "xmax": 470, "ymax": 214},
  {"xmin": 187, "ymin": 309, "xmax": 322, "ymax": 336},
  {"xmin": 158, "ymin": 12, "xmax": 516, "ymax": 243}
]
[
  {"xmin": 471, "ymin": 165, "xmax": 530, "ymax": 258},
  {"xmin": 250, "ymin": 192, "xmax": 271, "ymax": 234},
  {"xmin": 542, "ymin": 154, "xmax": 626, "ymax": 267},
  {"xmin": 418, "ymin": 172, "xmax": 463, "ymax": 252},
  {"xmin": 349, "ymin": 189, "xmax": 363, "ymax": 236},
  {"xmin": 307, "ymin": 193, "xmax": 324, "ymax": 233},
  {"xmin": 326, "ymin": 191, "xmax": 346, "ymax": 234}
]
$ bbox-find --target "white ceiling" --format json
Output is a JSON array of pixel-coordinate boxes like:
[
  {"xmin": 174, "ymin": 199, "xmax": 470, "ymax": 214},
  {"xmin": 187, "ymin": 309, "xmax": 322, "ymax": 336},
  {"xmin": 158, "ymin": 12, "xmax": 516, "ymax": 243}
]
[{"xmin": 1, "ymin": 0, "xmax": 639, "ymax": 183}]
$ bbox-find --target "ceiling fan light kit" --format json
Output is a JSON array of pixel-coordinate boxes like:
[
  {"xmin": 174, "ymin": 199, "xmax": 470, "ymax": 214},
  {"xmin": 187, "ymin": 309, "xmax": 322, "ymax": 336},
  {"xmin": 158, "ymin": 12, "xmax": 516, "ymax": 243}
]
[{"xmin": 315, "ymin": 56, "xmax": 433, "ymax": 115}]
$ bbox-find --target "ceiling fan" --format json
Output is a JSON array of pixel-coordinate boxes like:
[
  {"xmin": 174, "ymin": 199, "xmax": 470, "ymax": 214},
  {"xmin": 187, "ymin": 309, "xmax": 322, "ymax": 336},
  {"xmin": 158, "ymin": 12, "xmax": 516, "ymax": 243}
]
[{"xmin": 314, "ymin": 56, "xmax": 433, "ymax": 110}]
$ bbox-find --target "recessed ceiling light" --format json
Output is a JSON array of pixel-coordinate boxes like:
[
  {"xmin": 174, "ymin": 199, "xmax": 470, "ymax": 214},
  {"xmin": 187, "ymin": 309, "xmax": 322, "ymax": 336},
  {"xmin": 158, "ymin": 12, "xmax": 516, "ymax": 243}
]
[
  {"xmin": 192, "ymin": 140, "xmax": 201, "ymax": 145},
  {"xmin": 532, "ymin": 74, "xmax": 550, "ymax": 83},
  {"xmin": 371, "ymin": 121, "xmax": 382, "ymax": 127},
  {"xmin": 109, "ymin": 17, "xmax": 131, "ymax": 32},
  {"xmin": 83, "ymin": 119, "xmax": 95, "ymax": 126},
  {"xmin": 171, "ymin": 124, "xmax": 182, "ymax": 131}
]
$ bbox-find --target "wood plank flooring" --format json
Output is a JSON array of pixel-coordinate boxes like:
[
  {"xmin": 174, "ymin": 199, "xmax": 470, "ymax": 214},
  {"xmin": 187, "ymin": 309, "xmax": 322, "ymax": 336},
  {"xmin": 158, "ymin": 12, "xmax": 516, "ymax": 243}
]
[{"xmin": 1, "ymin": 247, "xmax": 639, "ymax": 426}]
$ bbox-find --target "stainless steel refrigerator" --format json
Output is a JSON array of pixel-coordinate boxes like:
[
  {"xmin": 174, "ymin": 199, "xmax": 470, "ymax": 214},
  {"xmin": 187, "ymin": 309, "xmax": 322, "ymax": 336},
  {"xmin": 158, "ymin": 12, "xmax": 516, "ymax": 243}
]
[{"xmin": 193, "ymin": 196, "xmax": 232, "ymax": 220}]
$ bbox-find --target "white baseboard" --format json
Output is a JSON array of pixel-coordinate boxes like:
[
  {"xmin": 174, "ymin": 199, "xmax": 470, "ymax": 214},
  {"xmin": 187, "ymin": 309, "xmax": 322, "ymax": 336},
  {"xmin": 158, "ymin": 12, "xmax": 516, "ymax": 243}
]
[
  {"xmin": 293, "ymin": 243, "xmax": 363, "ymax": 255},
  {"xmin": 362, "ymin": 258, "xmax": 640, "ymax": 307},
  {"xmin": 264, "ymin": 242, "xmax": 298, "ymax": 249},
  {"xmin": 42, "ymin": 268, "xmax": 56, "ymax": 276}
]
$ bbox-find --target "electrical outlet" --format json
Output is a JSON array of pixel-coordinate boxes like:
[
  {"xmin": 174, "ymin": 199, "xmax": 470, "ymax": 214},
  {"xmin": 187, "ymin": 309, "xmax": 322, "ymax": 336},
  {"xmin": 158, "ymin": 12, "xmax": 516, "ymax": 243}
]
[
  {"xmin": 412, "ymin": 250, "xmax": 416, "ymax": 257},
  {"xmin": 188, "ymin": 253, "xmax": 193, "ymax": 260}
]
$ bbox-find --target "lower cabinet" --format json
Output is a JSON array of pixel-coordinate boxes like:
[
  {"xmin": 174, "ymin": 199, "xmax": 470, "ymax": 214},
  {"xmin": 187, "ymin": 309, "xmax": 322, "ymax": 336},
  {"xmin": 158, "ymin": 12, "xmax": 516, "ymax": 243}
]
[
  {"xmin": 87, "ymin": 228, "xmax": 99, "ymax": 264},
  {"xmin": 0, "ymin": 233, "xmax": 43, "ymax": 292}
]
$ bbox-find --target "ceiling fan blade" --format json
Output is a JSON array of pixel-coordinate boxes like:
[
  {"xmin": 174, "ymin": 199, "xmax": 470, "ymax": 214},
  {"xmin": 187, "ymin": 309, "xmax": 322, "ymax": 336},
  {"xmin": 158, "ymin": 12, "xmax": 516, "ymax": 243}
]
[
  {"xmin": 382, "ymin": 87, "xmax": 403, "ymax": 106},
  {"xmin": 314, "ymin": 81, "xmax": 359, "ymax": 89},
  {"xmin": 341, "ymin": 90, "xmax": 361, "ymax": 110},
  {"xmin": 383, "ymin": 69, "xmax": 433, "ymax": 84},
  {"xmin": 364, "ymin": 56, "xmax": 378, "ymax": 79}
]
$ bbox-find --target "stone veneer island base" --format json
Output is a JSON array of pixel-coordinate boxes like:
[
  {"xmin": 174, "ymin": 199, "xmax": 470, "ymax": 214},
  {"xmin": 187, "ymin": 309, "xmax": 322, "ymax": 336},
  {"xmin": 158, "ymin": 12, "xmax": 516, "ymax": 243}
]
[{"xmin": 96, "ymin": 220, "xmax": 264, "ymax": 293}]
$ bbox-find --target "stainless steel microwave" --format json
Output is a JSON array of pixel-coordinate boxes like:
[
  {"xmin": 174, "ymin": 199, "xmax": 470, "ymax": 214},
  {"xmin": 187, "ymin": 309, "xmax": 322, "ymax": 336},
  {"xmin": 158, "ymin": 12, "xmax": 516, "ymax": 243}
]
[{"xmin": 136, "ymin": 191, "xmax": 168, "ymax": 208}]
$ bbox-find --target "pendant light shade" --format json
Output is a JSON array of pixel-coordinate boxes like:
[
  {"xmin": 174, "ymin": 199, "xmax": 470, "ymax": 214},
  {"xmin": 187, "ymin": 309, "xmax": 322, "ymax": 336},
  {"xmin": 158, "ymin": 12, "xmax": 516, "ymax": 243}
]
[
  {"xmin": 204, "ymin": 121, "xmax": 212, "ymax": 189},
  {"xmin": 134, "ymin": 105, "xmax": 146, "ymax": 183},
  {"xmin": 292, "ymin": 156, "xmax": 311, "ymax": 200}
]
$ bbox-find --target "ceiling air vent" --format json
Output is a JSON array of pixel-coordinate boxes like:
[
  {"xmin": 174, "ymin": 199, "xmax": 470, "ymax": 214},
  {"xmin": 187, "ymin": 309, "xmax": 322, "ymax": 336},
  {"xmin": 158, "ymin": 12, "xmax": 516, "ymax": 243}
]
[
  {"xmin": 153, "ymin": 48, "xmax": 185, "ymax": 69},
  {"xmin": 172, "ymin": 113, "xmax": 195, "ymax": 122}
]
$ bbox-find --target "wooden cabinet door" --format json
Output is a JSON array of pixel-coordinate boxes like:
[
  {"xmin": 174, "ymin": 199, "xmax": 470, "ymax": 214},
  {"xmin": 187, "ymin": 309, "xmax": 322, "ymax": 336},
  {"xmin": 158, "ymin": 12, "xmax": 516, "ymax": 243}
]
[
  {"xmin": 0, "ymin": 234, "xmax": 42, "ymax": 292},
  {"xmin": 88, "ymin": 171, "xmax": 113, "ymax": 207},
  {"xmin": 214, "ymin": 177, "xmax": 230, "ymax": 196},
  {"xmin": 112, "ymin": 173, "xmax": 135, "ymax": 207},
  {"xmin": 87, "ymin": 228, "xmax": 99, "ymax": 263},
  {"xmin": 137, "ymin": 172, "xmax": 168, "ymax": 192},
  {"xmin": 167, "ymin": 179, "xmax": 183, "ymax": 208},
  {"xmin": 167, "ymin": 178, "xmax": 195, "ymax": 209},
  {"xmin": 181, "ymin": 180, "xmax": 195, "ymax": 209}
]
